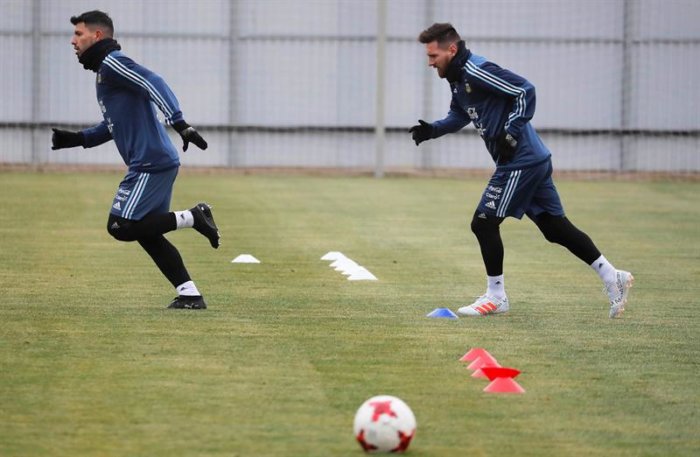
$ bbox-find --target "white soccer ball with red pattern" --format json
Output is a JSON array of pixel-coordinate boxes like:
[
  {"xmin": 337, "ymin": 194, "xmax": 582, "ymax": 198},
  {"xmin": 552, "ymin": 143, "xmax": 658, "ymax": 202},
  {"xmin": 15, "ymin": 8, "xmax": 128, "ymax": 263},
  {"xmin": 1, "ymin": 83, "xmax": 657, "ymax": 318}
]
[{"xmin": 353, "ymin": 395, "xmax": 416, "ymax": 453}]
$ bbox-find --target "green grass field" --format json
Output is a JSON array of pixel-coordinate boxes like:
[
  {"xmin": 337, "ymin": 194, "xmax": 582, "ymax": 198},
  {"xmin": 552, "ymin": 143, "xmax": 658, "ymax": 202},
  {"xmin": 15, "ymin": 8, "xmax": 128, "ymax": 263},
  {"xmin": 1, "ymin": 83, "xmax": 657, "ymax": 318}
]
[{"xmin": 1, "ymin": 171, "xmax": 698, "ymax": 456}]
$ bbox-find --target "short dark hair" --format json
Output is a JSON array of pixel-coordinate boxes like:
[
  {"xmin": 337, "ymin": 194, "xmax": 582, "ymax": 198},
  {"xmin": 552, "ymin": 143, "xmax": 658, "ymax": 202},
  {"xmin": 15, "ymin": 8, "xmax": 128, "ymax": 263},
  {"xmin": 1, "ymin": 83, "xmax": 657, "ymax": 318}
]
[
  {"xmin": 70, "ymin": 10, "xmax": 114, "ymax": 37},
  {"xmin": 418, "ymin": 23, "xmax": 460, "ymax": 47}
]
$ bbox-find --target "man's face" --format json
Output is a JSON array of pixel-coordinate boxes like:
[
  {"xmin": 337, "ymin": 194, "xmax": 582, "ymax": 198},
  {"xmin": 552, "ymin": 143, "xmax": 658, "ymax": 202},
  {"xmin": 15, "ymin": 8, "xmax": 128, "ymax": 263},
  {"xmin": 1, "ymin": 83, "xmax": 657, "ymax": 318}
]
[
  {"xmin": 71, "ymin": 22, "xmax": 102, "ymax": 57},
  {"xmin": 425, "ymin": 41, "xmax": 457, "ymax": 78}
]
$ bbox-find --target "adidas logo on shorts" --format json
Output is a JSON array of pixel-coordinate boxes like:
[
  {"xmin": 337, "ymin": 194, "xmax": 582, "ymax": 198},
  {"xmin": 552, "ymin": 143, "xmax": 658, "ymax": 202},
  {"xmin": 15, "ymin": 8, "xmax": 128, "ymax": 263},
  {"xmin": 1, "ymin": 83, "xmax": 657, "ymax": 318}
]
[{"xmin": 485, "ymin": 201, "xmax": 497, "ymax": 210}]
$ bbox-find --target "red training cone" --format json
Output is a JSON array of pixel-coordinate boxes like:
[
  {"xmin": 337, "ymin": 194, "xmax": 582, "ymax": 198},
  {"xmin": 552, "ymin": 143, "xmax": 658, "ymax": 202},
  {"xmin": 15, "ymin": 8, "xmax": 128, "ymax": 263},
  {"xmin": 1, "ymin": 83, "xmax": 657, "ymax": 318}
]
[
  {"xmin": 466, "ymin": 353, "xmax": 500, "ymax": 370},
  {"xmin": 480, "ymin": 367, "xmax": 521, "ymax": 381},
  {"xmin": 459, "ymin": 348, "xmax": 493, "ymax": 362},
  {"xmin": 483, "ymin": 377, "xmax": 525, "ymax": 394},
  {"xmin": 471, "ymin": 368, "xmax": 488, "ymax": 379}
]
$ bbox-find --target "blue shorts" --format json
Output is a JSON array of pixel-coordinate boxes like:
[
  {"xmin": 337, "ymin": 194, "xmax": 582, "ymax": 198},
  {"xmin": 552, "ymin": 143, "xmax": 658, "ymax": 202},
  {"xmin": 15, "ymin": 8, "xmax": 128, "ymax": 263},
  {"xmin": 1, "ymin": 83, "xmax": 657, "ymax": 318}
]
[
  {"xmin": 110, "ymin": 167, "xmax": 178, "ymax": 221},
  {"xmin": 477, "ymin": 158, "xmax": 564, "ymax": 219}
]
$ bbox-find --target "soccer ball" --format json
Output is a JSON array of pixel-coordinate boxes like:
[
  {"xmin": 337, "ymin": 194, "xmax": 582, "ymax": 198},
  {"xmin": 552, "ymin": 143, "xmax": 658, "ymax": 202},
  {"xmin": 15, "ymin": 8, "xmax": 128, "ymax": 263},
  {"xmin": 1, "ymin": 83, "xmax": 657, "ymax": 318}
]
[{"xmin": 353, "ymin": 395, "xmax": 416, "ymax": 453}]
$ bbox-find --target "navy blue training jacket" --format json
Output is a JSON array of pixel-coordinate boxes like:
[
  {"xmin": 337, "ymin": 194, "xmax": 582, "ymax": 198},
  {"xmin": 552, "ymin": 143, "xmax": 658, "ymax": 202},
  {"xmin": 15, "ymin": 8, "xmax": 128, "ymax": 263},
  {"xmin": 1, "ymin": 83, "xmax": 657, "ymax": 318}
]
[
  {"xmin": 432, "ymin": 45, "xmax": 551, "ymax": 171},
  {"xmin": 81, "ymin": 50, "xmax": 183, "ymax": 173}
]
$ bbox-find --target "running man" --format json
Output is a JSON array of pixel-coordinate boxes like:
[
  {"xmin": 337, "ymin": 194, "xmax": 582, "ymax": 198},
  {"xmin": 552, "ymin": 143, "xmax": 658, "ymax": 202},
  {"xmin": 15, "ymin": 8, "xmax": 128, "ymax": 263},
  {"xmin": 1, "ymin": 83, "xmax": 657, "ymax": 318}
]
[
  {"xmin": 410, "ymin": 23, "xmax": 633, "ymax": 318},
  {"xmin": 51, "ymin": 10, "xmax": 220, "ymax": 309}
]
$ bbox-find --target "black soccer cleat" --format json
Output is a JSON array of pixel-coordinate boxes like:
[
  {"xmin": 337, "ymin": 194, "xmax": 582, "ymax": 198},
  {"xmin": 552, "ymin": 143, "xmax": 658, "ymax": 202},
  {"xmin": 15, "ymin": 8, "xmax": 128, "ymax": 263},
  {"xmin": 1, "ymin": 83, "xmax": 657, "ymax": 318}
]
[
  {"xmin": 167, "ymin": 295, "xmax": 207, "ymax": 310},
  {"xmin": 190, "ymin": 202, "xmax": 220, "ymax": 249}
]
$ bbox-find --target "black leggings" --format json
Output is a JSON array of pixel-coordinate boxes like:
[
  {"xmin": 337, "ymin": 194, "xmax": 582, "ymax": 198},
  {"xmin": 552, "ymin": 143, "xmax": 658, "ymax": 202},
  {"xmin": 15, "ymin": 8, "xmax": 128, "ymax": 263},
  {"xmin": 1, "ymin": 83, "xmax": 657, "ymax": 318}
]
[
  {"xmin": 470, "ymin": 211, "xmax": 601, "ymax": 276},
  {"xmin": 530, "ymin": 213, "xmax": 600, "ymax": 264},
  {"xmin": 107, "ymin": 213, "xmax": 190, "ymax": 287}
]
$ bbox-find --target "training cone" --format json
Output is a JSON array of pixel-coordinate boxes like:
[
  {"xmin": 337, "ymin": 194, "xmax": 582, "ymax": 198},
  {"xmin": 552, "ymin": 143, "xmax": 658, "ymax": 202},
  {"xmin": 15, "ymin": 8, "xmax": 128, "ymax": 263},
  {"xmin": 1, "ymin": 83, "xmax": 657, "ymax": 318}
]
[
  {"xmin": 334, "ymin": 258, "xmax": 359, "ymax": 272},
  {"xmin": 459, "ymin": 348, "xmax": 493, "ymax": 362},
  {"xmin": 480, "ymin": 367, "xmax": 520, "ymax": 381},
  {"xmin": 321, "ymin": 251, "xmax": 345, "ymax": 261},
  {"xmin": 231, "ymin": 254, "xmax": 261, "ymax": 264},
  {"xmin": 466, "ymin": 353, "xmax": 500, "ymax": 370},
  {"xmin": 341, "ymin": 267, "xmax": 361, "ymax": 276},
  {"xmin": 471, "ymin": 368, "xmax": 489, "ymax": 379},
  {"xmin": 483, "ymin": 377, "xmax": 525, "ymax": 394},
  {"xmin": 321, "ymin": 251, "xmax": 345, "ymax": 260},
  {"xmin": 329, "ymin": 258, "xmax": 347, "ymax": 268},
  {"xmin": 426, "ymin": 308, "xmax": 458, "ymax": 319},
  {"xmin": 347, "ymin": 268, "xmax": 378, "ymax": 281}
]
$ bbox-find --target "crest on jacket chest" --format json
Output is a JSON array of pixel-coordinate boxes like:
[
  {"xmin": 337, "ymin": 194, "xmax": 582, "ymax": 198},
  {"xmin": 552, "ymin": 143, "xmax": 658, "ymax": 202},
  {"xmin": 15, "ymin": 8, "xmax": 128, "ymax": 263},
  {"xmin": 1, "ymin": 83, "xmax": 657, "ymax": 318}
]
[{"xmin": 452, "ymin": 81, "xmax": 472, "ymax": 95}]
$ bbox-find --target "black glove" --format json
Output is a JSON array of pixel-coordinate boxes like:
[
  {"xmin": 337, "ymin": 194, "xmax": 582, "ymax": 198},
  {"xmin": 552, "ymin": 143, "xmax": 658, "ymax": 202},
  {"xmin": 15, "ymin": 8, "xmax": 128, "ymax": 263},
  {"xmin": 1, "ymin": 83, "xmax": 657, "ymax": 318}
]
[
  {"xmin": 495, "ymin": 131, "xmax": 517, "ymax": 163},
  {"xmin": 409, "ymin": 119, "xmax": 434, "ymax": 146},
  {"xmin": 51, "ymin": 128, "xmax": 84, "ymax": 150},
  {"xmin": 173, "ymin": 121, "xmax": 208, "ymax": 151}
]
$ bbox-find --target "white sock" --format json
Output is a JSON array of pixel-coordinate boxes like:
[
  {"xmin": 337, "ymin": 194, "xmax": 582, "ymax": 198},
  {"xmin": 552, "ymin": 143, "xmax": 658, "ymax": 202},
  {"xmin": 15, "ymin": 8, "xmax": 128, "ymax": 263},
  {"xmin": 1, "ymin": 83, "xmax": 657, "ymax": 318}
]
[
  {"xmin": 591, "ymin": 255, "xmax": 617, "ymax": 284},
  {"xmin": 174, "ymin": 210, "xmax": 194, "ymax": 229},
  {"xmin": 176, "ymin": 281, "xmax": 201, "ymax": 297},
  {"xmin": 487, "ymin": 275, "xmax": 506, "ymax": 300}
]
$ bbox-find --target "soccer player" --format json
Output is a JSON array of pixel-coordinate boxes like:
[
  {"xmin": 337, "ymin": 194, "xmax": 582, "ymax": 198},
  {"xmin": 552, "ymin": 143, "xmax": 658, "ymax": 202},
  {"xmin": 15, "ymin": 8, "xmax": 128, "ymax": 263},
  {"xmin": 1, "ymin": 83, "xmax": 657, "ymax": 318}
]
[
  {"xmin": 410, "ymin": 23, "xmax": 633, "ymax": 318},
  {"xmin": 51, "ymin": 10, "xmax": 220, "ymax": 310}
]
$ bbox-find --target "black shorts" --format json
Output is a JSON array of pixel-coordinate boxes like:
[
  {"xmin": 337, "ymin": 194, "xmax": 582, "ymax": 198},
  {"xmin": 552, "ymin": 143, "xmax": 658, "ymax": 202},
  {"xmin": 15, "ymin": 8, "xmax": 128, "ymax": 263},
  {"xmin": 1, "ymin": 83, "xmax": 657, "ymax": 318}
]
[
  {"xmin": 477, "ymin": 158, "xmax": 564, "ymax": 219},
  {"xmin": 110, "ymin": 167, "xmax": 178, "ymax": 220}
]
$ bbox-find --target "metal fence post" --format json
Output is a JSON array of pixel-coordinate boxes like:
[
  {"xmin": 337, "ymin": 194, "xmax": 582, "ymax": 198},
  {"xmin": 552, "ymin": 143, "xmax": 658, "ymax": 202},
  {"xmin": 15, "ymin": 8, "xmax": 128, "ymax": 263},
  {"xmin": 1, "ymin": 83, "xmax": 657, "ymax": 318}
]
[{"xmin": 374, "ymin": 0, "xmax": 387, "ymax": 178}]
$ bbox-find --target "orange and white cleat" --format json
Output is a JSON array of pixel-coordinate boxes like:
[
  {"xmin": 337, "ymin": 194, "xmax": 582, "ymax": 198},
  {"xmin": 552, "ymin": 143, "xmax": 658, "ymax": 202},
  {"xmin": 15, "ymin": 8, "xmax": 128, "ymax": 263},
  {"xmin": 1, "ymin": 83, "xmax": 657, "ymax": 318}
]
[{"xmin": 457, "ymin": 294, "xmax": 509, "ymax": 317}]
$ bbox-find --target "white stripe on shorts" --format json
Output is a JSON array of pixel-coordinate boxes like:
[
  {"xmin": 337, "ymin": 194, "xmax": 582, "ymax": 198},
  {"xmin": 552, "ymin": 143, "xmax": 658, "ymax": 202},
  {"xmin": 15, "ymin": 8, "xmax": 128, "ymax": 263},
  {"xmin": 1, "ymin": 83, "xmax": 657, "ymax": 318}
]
[
  {"xmin": 123, "ymin": 172, "xmax": 149, "ymax": 219},
  {"xmin": 497, "ymin": 170, "xmax": 521, "ymax": 218}
]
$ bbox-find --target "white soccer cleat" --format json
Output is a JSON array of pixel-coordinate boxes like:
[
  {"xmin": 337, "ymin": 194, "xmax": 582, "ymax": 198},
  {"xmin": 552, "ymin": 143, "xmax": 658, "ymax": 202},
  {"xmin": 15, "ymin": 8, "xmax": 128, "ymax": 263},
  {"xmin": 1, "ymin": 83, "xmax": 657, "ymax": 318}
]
[
  {"xmin": 457, "ymin": 294, "xmax": 509, "ymax": 317},
  {"xmin": 605, "ymin": 270, "xmax": 634, "ymax": 318}
]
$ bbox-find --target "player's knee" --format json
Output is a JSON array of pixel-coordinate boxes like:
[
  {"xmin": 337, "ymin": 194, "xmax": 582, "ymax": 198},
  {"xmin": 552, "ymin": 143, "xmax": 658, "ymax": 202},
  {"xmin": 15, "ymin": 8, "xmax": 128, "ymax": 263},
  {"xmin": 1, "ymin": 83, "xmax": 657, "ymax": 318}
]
[
  {"xmin": 107, "ymin": 216, "xmax": 137, "ymax": 242},
  {"xmin": 470, "ymin": 212, "xmax": 498, "ymax": 237},
  {"xmin": 540, "ymin": 228, "xmax": 561, "ymax": 244},
  {"xmin": 536, "ymin": 214, "xmax": 568, "ymax": 244},
  {"xmin": 470, "ymin": 216, "xmax": 484, "ymax": 235}
]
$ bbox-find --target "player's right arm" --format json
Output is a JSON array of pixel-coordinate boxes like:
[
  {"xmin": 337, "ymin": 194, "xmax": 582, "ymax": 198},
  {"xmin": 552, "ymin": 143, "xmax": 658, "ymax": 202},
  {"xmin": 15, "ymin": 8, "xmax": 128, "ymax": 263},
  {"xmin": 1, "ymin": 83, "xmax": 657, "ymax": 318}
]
[
  {"xmin": 432, "ymin": 98, "xmax": 471, "ymax": 137},
  {"xmin": 51, "ymin": 120, "xmax": 113, "ymax": 150},
  {"xmin": 82, "ymin": 120, "xmax": 113, "ymax": 147},
  {"xmin": 409, "ymin": 98, "xmax": 470, "ymax": 146}
]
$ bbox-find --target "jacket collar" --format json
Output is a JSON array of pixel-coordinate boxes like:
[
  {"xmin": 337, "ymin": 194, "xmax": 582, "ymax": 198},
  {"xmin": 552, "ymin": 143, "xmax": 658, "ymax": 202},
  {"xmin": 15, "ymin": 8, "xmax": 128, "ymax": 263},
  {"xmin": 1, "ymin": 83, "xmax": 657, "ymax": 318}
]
[
  {"xmin": 78, "ymin": 38, "xmax": 121, "ymax": 72},
  {"xmin": 445, "ymin": 40, "xmax": 470, "ymax": 83}
]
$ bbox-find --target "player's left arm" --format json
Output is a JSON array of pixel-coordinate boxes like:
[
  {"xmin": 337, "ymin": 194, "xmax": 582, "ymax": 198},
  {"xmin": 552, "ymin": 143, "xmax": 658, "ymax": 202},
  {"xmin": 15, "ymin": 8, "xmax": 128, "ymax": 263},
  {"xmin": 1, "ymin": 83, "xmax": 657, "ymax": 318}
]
[{"xmin": 101, "ymin": 54, "xmax": 207, "ymax": 151}]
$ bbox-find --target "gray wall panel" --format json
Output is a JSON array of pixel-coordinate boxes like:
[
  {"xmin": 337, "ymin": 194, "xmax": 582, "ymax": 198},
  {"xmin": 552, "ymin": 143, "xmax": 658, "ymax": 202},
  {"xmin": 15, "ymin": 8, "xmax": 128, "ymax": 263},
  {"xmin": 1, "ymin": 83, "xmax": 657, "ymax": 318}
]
[
  {"xmin": 0, "ymin": 0, "xmax": 698, "ymax": 172},
  {"xmin": 435, "ymin": 0, "xmax": 624, "ymax": 39},
  {"xmin": 0, "ymin": 36, "xmax": 33, "ymax": 121},
  {"xmin": 634, "ymin": 0, "xmax": 700, "ymax": 39},
  {"xmin": 629, "ymin": 44, "xmax": 700, "ymax": 130},
  {"xmin": 1, "ymin": 0, "xmax": 32, "ymax": 32}
]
